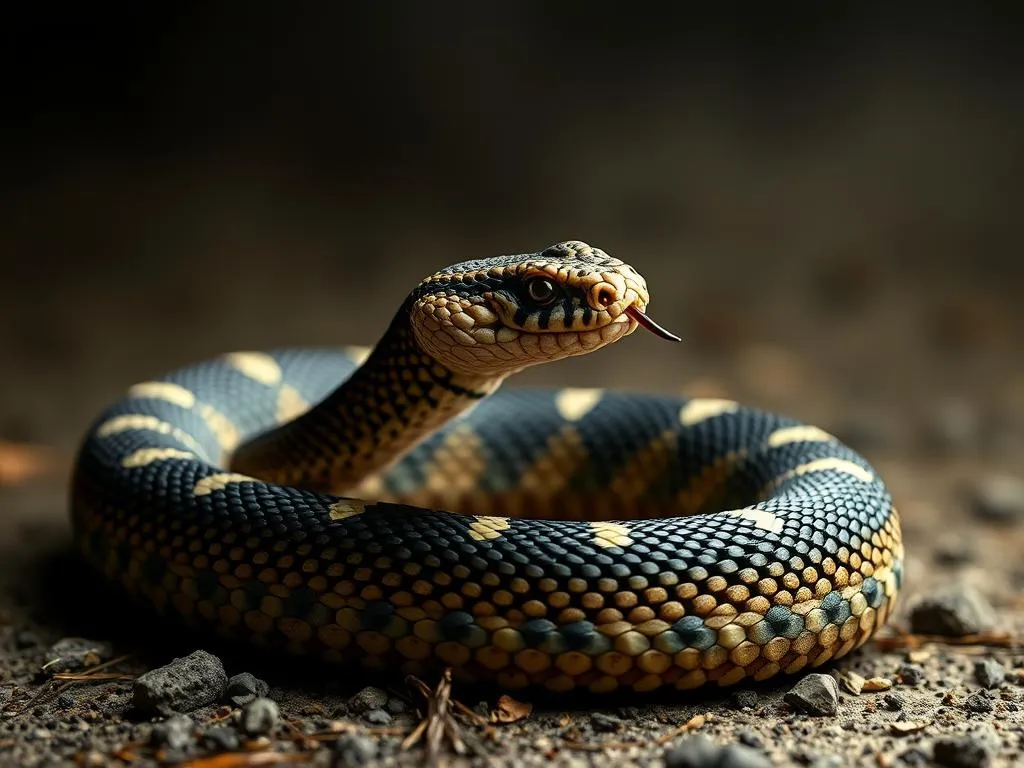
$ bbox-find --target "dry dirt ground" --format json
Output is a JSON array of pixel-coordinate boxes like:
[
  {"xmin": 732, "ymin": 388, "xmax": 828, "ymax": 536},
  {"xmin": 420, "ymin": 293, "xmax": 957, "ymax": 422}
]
[{"xmin": 1, "ymin": 75, "xmax": 1023, "ymax": 765}]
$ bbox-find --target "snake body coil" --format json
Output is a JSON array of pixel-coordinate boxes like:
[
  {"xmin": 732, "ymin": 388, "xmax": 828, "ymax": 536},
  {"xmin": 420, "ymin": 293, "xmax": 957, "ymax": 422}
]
[{"xmin": 71, "ymin": 242, "xmax": 902, "ymax": 694}]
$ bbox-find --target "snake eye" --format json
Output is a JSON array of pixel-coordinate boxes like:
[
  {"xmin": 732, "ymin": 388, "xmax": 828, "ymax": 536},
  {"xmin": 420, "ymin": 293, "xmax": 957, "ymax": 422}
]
[{"xmin": 525, "ymin": 277, "xmax": 559, "ymax": 306}]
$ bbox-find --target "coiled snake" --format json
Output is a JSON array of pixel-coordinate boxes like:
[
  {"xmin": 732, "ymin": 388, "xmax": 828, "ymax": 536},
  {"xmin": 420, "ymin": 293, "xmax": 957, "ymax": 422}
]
[{"xmin": 71, "ymin": 241, "xmax": 902, "ymax": 695}]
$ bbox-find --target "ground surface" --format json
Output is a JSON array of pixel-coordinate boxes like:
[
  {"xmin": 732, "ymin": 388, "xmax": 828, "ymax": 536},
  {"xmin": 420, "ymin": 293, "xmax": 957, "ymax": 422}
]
[{"xmin": 2, "ymin": 44, "xmax": 1023, "ymax": 767}]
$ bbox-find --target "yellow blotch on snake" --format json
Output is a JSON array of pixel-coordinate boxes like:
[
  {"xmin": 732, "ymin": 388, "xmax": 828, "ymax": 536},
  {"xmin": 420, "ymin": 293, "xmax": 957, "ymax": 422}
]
[
  {"xmin": 468, "ymin": 515, "xmax": 511, "ymax": 541},
  {"xmin": 589, "ymin": 521, "xmax": 634, "ymax": 549},
  {"xmin": 223, "ymin": 351, "xmax": 283, "ymax": 386},
  {"xmin": 126, "ymin": 381, "xmax": 197, "ymax": 409}
]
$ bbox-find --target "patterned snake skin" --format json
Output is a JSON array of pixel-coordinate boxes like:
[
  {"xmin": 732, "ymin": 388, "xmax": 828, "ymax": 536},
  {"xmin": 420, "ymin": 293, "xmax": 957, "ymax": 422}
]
[{"xmin": 71, "ymin": 242, "xmax": 902, "ymax": 695}]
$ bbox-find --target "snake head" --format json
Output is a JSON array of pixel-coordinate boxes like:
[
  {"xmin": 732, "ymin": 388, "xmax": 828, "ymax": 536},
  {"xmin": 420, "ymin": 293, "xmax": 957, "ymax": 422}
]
[{"xmin": 409, "ymin": 241, "xmax": 677, "ymax": 378}]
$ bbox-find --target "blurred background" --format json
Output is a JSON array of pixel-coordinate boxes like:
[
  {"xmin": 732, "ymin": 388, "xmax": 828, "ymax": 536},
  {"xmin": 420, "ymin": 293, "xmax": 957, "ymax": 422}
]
[{"xmin": 1, "ymin": 4, "xmax": 1022, "ymax": 470}]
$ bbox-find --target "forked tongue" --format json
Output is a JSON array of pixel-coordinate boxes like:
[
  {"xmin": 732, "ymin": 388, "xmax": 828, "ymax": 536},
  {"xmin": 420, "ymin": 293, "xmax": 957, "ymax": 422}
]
[{"xmin": 625, "ymin": 305, "xmax": 682, "ymax": 342}]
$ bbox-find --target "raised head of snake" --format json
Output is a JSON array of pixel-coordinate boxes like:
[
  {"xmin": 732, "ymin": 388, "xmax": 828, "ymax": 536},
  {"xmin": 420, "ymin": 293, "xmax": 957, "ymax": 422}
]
[
  {"xmin": 231, "ymin": 240, "xmax": 679, "ymax": 492},
  {"xmin": 407, "ymin": 240, "xmax": 679, "ymax": 378}
]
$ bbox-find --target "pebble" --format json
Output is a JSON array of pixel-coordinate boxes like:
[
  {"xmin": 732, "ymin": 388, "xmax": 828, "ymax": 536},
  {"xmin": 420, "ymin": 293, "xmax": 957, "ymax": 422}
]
[
  {"xmin": 933, "ymin": 734, "xmax": 994, "ymax": 767},
  {"xmin": 974, "ymin": 659, "xmax": 1006, "ymax": 689},
  {"xmin": 808, "ymin": 757, "xmax": 843, "ymax": 768},
  {"xmin": 224, "ymin": 672, "xmax": 269, "ymax": 707},
  {"xmin": 933, "ymin": 537, "xmax": 976, "ymax": 566},
  {"xmin": 333, "ymin": 732, "xmax": 378, "ymax": 766},
  {"xmin": 365, "ymin": 708, "xmax": 392, "ymax": 726},
  {"xmin": 201, "ymin": 726, "xmax": 240, "ymax": 752},
  {"xmin": 963, "ymin": 693, "xmax": 994, "ymax": 714},
  {"xmin": 971, "ymin": 474, "xmax": 1024, "ymax": 524},
  {"xmin": 239, "ymin": 697, "xmax": 279, "ymax": 736},
  {"xmin": 149, "ymin": 714, "xmax": 195, "ymax": 751},
  {"xmin": 897, "ymin": 747, "xmax": 931, "ymax": 766},
  {"xmin": 908, "ymin": 587, "xmax": 997, "ymax": 637},
  {"xmin": 348, "ymin": 686, "xmax": 388, "ymax": 714},
  {"xmin": 591, "ymin": 712, "xmax": 623, "ymax": 732},
  {"xmin": 14, "ymin": 630, "xmax": 41, "ymax": 649},
  {"xmin": 897, "ymin": 663, "xmax": 926, "ymax": 686},
  {"xmin": 43, "ymin": 638, "xmax": 113, "ymax": 673},
  {"xmin": 729, "ymin": 690, "xmax": 759, "ymax": 710},
  {"xmin": 784, "ymin": 674, "xmax": 840, "ymax": 717},
  {"xmin": 385, "ymin": 697, "xmax": 407, "ymax": 715},
  {"xmin": 663, "ymin": 734, "xmax": 771, "ymax": 768},
  {"xmin": 132, "ymin": 650, "xmax": 228, "ymax": 716},
  {"xmin": 882, "ymin": 692, "xmax": 906, "ymax": 711},
  {"xmin": 737, "ymin": 729, "xmax": 763, "ymax": 748}
]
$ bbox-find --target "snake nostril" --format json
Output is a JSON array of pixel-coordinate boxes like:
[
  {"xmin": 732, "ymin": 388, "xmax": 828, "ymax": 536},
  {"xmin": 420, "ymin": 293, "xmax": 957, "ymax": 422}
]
[{"xmin": 594, "ymin": 286, "xmax": 616, "ymax": 309}]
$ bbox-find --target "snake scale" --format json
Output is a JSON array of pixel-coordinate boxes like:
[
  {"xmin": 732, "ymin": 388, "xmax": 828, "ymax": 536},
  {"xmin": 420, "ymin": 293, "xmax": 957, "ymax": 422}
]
[{"xmin": 71, "ymin": 241, "xmax": 902, "ymax": 695}]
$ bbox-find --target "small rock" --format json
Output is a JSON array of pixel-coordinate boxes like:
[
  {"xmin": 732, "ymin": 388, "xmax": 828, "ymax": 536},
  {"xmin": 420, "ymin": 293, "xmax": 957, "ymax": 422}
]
[
  {"xmin": 933, "ymin": 734, "xmax": 993, "ymax": 767},
  {"xmin": 784, "ymin": 674, "xmax": 840, "ymax": 717},
  {"xmin": 15, "ymin": 630, "xmax": 41, "ymax": 649},
  {"xmin": 963, "ymin": 693, "xmax": 994, "ymax": 714},
  {"xmin": 897, "ymin": 747, "xmax": 931, "ymax": 766},
  {"xmin": 718, "ymin": 744, "xmax": 772, "ymax": 768},
  {"xmin": 662, "ymin": 735, "xmax": 726, "ymax": 768},
  {"xmin": 333, "ymin": 732, "xmax": 378, "ymax": 766},
  {"xmin": 970, "ymin": 475, "xmax": 1024, "ymax": 524},
  {"xmin": 44, "ymin": 638, "xmax": 113, "ymax": 673},
  {"xmin": 133, "ymin": 650, "xmax": 228, "ymax": 716},
  {"xmin": 239, "ymin": 697, "xmax": 279, "ymax": 736},
  {"xmin": 365, "ymin": 708, "xmax": 392, "ymax": 726},
  {"xmin": 933, "ymin": 537, "xmax": 976, "ymax": 566},
  {"xmin": 974, "ymin": 659, "xmax": 1005, "ymax": 689},
  {"xmin": 201, "ymin": 726, "xmax": 239, "ymax": 752},
  {"xmin": 729, "ymin": 690, "xmax": 758, "ymax": 710},
  {"xmin": 224, "ymin": 673, "xmax": 269, "ymax": 707},
  {"xmin": 149, "ymin": 714, "xmax": 195, "ymax": 751},
  {"xmin": 591, "ymin": 712, "xmax": 623, "ymax": 732},
  {"xmin": 0, "ymin": 687, "xmax": 13, "ymax": 707},
  {"xmin": 808, "ymin": 757, "xmax": 843, "ymax": 768},
  {"xmin": 908, "ymin": 588, "xmax": 997, "ymax": 637},
  {"xmin": 897, "ymin": 663, "xmax": 926, "ymax": 686},
  {"xmin": 882, "ymin": 692, "xmax": 905, "ymax": 711},
  {"xmin": 385, "ymin": 697, "xmax": 407, "ymax": 715},
  {"xmin": 737, "ymin": 729, "xmax": 764, "ymax": 748},
  {"xmin": 663, "ymin": 734, "xmax": 770, "ymax": 768},
  {"xmin": 348, "ymin": 686, "xmax": 388, "ymax": 714}
]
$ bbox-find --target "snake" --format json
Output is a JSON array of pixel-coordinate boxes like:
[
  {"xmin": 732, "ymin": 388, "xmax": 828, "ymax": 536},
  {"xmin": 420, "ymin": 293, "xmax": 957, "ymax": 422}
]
[{"xmin": 70, "ymin": 241, "xmax": 903, "ymax": 695}]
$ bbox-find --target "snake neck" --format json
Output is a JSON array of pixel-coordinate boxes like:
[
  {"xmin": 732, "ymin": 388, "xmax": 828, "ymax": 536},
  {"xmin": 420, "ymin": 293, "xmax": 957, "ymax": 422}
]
[{"xmin": 230, "ymin": 306, "xmax": 503, "ymax": 493}]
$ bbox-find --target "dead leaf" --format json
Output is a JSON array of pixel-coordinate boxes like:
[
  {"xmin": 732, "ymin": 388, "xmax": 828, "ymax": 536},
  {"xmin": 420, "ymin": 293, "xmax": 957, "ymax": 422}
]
[
  {"xmin": 840, "ymin": 671, "xmax": 866, "ymax": 694},
  {"xmin": 0, "ymin": 441, "xmax": 55, "ymax": 487},
  {"xmin": 490, "ymin": 694, "xmax": 533, "ymax": 724},
  {"xmin": 655, "ymin": 713, "xmax": 709, "ymax": 745},
  {"xmin": 891, "ymin": 721, "xmax": 930, "ymax": 734},
  {"xmin": 862, "ymin": 677, "xmax": 893, "ymax": 692}
]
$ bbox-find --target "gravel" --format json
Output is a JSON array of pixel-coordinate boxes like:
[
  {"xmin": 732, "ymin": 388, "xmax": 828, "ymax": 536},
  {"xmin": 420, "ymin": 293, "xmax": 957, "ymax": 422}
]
[
  {"xmin": 149, "ymin": 714, "xmax": 194, "ymax": 751},
  {"xmin": 908, "ymin": 588, "xmax": 997, "ymax": 637},
  {"xmin": 239, "ymin": 697, "xmax": 280, "ymax": 736},
  {"xmin": 333, "ymin": 733, "xmax": 379, "ymax": 766},
  {"xmin": 348, "ymin": 686, "xmax": 389, "ymax": 714},
  {"xmin": 132, "ymin": 650, "xmax": 228, "ymax": 716},
  {"xmin": 970, "ymin": 474, "xmax": 1024, "ymax": 524},
  {"xmin": 932, "ymin": 734, "xmax": 995, "ymax": 767},
  {"xmin": 784, "ymin": 674, "xmax": 841, "ymax": 717},
  {"xmin": 200, "ymin": 726, "xmax": 240, "ymax": 753},
  {"xmin": 224, "ymin": 672, "xmax": 270, "ymax": 707},
  {"xmin": 973, "ymin": 659, "xmax": 1005, "ymax": 689}
]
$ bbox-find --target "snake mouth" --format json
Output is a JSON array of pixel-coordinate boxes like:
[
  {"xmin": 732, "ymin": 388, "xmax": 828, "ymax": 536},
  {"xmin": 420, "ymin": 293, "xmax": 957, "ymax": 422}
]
[{"xmin": 625, "ymin": 305, "xmax": 682, "ymax": 342}]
